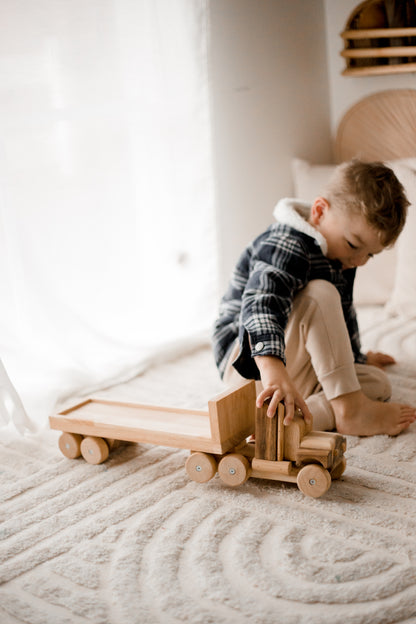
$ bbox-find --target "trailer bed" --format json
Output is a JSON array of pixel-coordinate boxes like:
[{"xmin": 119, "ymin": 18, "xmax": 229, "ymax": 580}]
[{"xmin": 49, "ymin": 380, "xmax": 256, "ymax": 455}]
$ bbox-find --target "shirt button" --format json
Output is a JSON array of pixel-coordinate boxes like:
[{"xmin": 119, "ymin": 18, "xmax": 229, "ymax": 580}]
[{"xmin": 255, "ymin": 341, "xmax": 264, "ymax": 352}]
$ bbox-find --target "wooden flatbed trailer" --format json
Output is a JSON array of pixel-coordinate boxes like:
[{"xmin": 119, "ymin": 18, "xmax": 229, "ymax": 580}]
[{"xmin": 49, "ymin": 380, "xmax": 346, "ymax": 498}]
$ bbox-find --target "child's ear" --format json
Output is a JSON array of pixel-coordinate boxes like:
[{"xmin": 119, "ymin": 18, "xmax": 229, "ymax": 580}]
[{"xmin": 310, "ymin": 197, "xmax": 329, "ymax": 225}]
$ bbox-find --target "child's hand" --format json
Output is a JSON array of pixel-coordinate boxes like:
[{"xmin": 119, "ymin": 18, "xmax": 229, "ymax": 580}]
[
  {"xmin": 254, "ymin": 355, "xmax": 312, "ymax": 426},
  {"xmin": 366, "ymin": 351, "xmax": 396, "ymax": 369}
]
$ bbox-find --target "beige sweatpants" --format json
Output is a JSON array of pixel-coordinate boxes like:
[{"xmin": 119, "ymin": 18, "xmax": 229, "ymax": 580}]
[{"xmin": 223, "ymin": 280, "xmax": 392, "ymax": 431}]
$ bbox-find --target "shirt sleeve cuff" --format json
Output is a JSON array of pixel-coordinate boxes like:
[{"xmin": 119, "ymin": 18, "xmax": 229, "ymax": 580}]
[{"xmin": 249, "ymin": 334, "xmax": 286, "ymax": 362}]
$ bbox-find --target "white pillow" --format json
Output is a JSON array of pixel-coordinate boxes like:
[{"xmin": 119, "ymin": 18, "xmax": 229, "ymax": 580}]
[
  {"xmin": 291, "ymin": 158, "xmax": 336, "ymax": 201},
  {"xmin": 291, "ymin": 158, "xmax": 416, "ymax": 308},
  {"xmin": 385, "ymin": 164, "xmax": 416, "ymax": 319}
]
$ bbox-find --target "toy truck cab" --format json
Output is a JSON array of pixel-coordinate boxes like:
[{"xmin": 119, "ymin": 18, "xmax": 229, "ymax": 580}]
[
  {"xmin": 283, "ymin": 411, "xmax": 346, "ymax": 475},
  {"xmin": 187, "ymin": 382, "xmax": 347, "ymax": 497}
]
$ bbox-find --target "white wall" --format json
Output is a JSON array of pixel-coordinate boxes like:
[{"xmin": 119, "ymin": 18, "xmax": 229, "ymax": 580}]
[
  {"xmin": 209, "ymin": 0, "xmax": 331, "ymax": 289},
  {"xmin": 324, "ymin": 0, "xmax": 416, "ymax": 133}
]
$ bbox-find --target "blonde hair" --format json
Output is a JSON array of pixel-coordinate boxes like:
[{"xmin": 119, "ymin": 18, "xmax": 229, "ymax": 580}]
[{"xmin": 323, "ymin": 160, "xmax": 409, "ymax": 247}]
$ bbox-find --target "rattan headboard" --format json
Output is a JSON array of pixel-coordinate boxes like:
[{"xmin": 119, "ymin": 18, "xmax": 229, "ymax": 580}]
[{"xmin": 334, "ymin": 89, "xmax": 416, "ymax": 163}]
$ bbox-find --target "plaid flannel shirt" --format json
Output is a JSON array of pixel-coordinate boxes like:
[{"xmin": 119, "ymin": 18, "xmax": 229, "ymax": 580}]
[{"xmin": 213, "ymin": 204, "xmax": 366, "ymax": 380}]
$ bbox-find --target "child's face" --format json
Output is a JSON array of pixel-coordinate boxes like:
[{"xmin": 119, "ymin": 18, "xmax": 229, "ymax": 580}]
[{"xmin": 310, "ymin": 198, "xmax": 384, "ymax": 270}]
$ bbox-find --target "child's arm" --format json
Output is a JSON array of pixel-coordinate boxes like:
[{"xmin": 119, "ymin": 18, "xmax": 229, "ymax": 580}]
[{"xmin": 254, "ymin": 355, "xmax": 312, "ymax": 426}]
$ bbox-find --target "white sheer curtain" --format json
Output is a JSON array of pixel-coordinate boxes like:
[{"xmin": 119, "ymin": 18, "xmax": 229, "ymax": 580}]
[{"xmin": 0, "ymin": 0, "xmax": 218, "ymax": 431}]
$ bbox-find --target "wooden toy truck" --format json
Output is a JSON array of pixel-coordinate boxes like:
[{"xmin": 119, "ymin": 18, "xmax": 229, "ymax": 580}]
[{"xmin": 49, "ymin": 380, "xmax": 346, "ymax": 498}]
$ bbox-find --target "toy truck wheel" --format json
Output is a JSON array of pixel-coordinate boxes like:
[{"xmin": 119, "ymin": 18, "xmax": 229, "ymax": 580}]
[
  {"xmin": 59, "ymin": 432, "xmax": 83, "ymax": 459},
  {"xmin": 297, "ymin": 464, "xmax": 331, "ymax": 498},
  {"xmin": 331, "ymin": 457, "xmax": 347, "ymax": 480},
  {"xmin": 218, "ymin": 453, "xmax": 250, "ymax": 486},
  {"xmin": 185, "ymin": 452, "xmax": 217, "ymax": 483},
  {"xmin": 80, "ymin": 436, "xmax": 109, "ymax": 465},
  {"xmin": 105, "ymin": 438, "xmax": 121, "ymax": 451}
]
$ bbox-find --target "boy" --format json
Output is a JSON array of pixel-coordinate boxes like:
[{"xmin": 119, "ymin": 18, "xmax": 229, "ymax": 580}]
[{"xmin": 213, "ymin": 160, "xmax": 416, "ymax": 436}]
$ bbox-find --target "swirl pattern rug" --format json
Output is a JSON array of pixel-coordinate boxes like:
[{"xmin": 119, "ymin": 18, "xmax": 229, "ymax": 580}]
[{"xmin": 1, "ymin": 309, "xmax": 416, "ymax": 624}]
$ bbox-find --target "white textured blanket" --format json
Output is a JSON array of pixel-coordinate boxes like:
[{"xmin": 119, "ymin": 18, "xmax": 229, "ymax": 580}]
[{"xmin": 1, "ymin": 309, "xmax": 416, "ymax": 624}]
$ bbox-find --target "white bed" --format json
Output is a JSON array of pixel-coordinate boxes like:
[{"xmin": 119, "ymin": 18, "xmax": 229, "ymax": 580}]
[{"xmin": 1, "ymin": 90, "xmax": 416, "ymax": 624}]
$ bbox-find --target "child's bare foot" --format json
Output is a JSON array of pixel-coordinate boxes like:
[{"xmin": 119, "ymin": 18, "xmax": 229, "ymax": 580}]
[{"xmin": 330, "ymin": 390, "xmax": 416, "ymax": 436}]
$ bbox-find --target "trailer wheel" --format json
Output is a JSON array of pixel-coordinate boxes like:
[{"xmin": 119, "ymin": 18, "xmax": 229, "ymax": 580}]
[
  {"xmin": 331, "ymin": 457, "xmax": 346, "ymax": 480},
  {"xmin": 59, "ymin": 432, "xmax": 83, "ymax": 459},
  {"xmin": 80, "ymin": 436, "xmax": 109, "ymax": 465},
  {"xmin": 185, "ymin": 452, "xmax": 217, "ymax": 483},
  {"xmin": 297, "ymin": 464, "xmax": 331, "ymax": 498},
  {"xmin": 218, "ymin": 453, "xmax": 250, "ymax": 486}
]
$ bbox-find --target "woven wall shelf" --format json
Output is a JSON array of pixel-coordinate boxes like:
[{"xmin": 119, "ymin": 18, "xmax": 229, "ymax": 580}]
[{"xmin": 341, "ymin": 1, "xmax": 416, "ymax": 77}]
